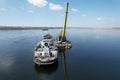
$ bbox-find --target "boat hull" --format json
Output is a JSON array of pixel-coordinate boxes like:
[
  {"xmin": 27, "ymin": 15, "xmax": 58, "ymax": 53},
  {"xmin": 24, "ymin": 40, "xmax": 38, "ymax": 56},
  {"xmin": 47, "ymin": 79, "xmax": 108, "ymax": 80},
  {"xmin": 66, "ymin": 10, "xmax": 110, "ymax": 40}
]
[{"xmin": 33, "ymin": 57, "xmax": 58, "ymax": 66}]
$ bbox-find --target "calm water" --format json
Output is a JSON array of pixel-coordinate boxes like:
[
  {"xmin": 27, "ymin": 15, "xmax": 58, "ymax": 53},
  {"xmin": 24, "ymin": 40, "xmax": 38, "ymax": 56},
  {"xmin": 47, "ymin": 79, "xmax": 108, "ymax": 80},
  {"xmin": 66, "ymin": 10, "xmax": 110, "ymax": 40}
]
[{"xmin": 0, "ymin": 29, "xmax": 120, "ymax": 80}]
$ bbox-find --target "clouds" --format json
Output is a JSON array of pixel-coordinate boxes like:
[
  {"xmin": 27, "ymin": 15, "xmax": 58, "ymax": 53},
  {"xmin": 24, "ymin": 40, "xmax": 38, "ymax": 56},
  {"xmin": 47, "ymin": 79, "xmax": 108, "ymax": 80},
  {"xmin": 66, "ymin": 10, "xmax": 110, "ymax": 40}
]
[
  {"xmin": 27, "ymin": 0, "xmax": 64, "ymax": 11},
  {"xmin": 49, "ymin": 3, "xmax": 63, "ymax": 11},
  {"xmin": 28, "ymin": 10, "xmax": 34, "ymax": 13},
  {"xmin": 0, "ymin": 0, "xmax": 118, "ymax": 27},
  {"xmin": 71, "ymin": 8, "xmax": 78, "ymax": 12},
  {"xmin": 71, "ymin": 8, "xmax": 87, "ymax": 17},
  {"xmin": 0, "ymin": 8, "xmax": 8, "ymax": 12},
  {"xmin": 27, "ymin": 0, "xmax": 48, "ymax": 7},
  {"xmin": 81, "ymin": 14, "xmax": 87, "ymax": 17},
  {"xmin": 96, "ymin": 17, "xmax": 105, "ymax": 21},
  {"xmin": 96, "ymin": 17, "xmax": 113, "ymax": 21}
]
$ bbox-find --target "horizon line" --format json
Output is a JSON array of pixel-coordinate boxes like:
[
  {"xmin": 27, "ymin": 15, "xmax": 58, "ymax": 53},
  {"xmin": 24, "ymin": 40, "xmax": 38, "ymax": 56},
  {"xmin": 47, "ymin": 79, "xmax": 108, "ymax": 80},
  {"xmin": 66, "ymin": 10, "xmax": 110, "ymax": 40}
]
[{"xmin": 0, "ymin": 26, "xmax": 120, "ymax": 30}]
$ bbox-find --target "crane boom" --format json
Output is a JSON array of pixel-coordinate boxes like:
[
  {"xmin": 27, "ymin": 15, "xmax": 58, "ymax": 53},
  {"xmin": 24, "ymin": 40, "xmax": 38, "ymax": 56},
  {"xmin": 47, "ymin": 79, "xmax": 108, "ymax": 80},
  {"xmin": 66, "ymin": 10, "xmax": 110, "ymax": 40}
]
[{"xmin": 59, "ymin": 2, "xmax": 69, "ymax": 42}]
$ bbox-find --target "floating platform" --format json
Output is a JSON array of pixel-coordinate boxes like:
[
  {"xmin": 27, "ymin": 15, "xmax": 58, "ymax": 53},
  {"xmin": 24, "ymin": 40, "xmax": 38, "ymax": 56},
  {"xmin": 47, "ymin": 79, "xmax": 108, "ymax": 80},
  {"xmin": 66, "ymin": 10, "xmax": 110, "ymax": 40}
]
[{"xmin": 54, "ymin": 41, "xmax": 72, "ymax": 49}]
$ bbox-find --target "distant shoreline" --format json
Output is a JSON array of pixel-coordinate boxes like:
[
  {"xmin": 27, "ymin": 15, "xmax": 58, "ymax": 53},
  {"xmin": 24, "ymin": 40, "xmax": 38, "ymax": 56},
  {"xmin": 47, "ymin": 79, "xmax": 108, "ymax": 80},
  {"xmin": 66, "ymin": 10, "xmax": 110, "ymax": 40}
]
[
  {"xmin": 0, "ymin": 26, "xmax": 62, "ymax": 30},
  {"xmin": 0, "ymin": 26, "xmax": 120, "ymax": 30}
]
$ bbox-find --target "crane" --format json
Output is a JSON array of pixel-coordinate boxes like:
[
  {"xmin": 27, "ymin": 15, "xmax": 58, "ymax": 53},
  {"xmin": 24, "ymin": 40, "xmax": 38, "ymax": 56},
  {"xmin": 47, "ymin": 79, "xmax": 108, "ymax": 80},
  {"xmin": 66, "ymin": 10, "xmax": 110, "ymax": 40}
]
[{"xmin": 59, "ymin": 2, "xmax": 69, "ymax": 42}]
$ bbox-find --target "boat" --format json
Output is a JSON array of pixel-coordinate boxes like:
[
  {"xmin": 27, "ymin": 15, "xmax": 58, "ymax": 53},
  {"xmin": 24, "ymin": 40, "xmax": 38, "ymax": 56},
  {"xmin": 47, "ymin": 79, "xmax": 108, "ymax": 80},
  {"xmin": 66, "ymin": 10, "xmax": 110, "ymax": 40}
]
[
  {"xmin": 33, "ymin": 2, "xmax": 71, "ymax": 66},
  {"xmin": 34, "ymin": 34, "xmax": 58, "ymax": 66}
]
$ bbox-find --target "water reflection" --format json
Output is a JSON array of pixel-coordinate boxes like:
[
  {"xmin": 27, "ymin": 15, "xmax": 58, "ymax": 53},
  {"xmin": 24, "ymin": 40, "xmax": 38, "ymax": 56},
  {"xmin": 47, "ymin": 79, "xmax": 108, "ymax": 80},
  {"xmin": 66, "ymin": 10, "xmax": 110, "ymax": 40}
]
[
  {"xmin": 34, "ymin": 62, "xmax": 58, "ymax": 80},
  {"xmin": 1, "ymin": 29, "xmax": 120, "ymax": 80},
  {"xmin": 34, "ymin": 48, "xmax": 69, "ymax": 80},
  {"xmin": 34, "ymin": 62, "xmax": 58, "ymax": 74},
  {"xmin": 59, "ymin": 49, "xmax": 68, "ymax": 80}
]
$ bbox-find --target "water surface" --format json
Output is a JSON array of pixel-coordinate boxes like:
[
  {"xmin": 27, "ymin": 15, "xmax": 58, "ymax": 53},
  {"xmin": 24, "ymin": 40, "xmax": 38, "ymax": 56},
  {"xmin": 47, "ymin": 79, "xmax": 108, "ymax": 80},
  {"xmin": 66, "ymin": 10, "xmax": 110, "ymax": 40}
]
[{"xmin": 0, "ymin": 29, "xmax": 120, "ymax": 80}]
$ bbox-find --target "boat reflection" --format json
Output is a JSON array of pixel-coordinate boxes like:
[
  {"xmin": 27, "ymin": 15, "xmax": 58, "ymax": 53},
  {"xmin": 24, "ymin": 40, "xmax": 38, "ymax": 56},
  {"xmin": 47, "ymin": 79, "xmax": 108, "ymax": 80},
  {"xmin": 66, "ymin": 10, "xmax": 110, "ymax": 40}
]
[
  {"xmin": 34, "ymin": 62, "xmax": 58, "ymax": 74},
  {"xmin": 34, "ymin": 62, "xmax": 58, "ymax": 80}
]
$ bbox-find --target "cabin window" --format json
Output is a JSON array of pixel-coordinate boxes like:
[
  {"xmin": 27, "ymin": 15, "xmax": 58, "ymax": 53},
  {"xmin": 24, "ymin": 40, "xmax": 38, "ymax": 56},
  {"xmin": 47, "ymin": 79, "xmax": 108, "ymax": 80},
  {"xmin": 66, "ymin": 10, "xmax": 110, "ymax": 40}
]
[
  {"xmin": 40, "ymin": 53, "xmax": 42, "ymax": 55},
  {"xmin": 45, "ymin": 43, "xmax": 48, "ymax": 47}
]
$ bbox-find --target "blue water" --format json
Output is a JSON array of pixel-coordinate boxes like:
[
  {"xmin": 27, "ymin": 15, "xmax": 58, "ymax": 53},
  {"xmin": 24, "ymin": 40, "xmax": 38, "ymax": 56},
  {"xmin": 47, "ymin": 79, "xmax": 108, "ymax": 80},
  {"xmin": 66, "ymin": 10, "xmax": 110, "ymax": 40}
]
[{"xmin": 0, "ymin": 29, "xmax": 120, "ymax": 80}]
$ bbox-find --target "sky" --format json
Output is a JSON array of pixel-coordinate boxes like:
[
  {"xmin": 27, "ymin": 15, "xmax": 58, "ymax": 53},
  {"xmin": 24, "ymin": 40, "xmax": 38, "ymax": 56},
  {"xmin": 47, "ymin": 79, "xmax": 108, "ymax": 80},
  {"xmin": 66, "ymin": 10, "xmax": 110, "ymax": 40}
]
[{"xmin": 0, "ymin": 0, "xmax": 120, "ymax": 27}]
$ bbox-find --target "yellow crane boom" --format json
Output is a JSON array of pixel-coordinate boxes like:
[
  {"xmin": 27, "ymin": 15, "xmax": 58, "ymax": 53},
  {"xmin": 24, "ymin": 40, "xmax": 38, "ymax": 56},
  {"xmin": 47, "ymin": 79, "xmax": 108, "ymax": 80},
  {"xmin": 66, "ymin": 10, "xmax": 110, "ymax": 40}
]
[{"xmin": 59, "ymin": 2, "xmax": 69, "ymax": 42}]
